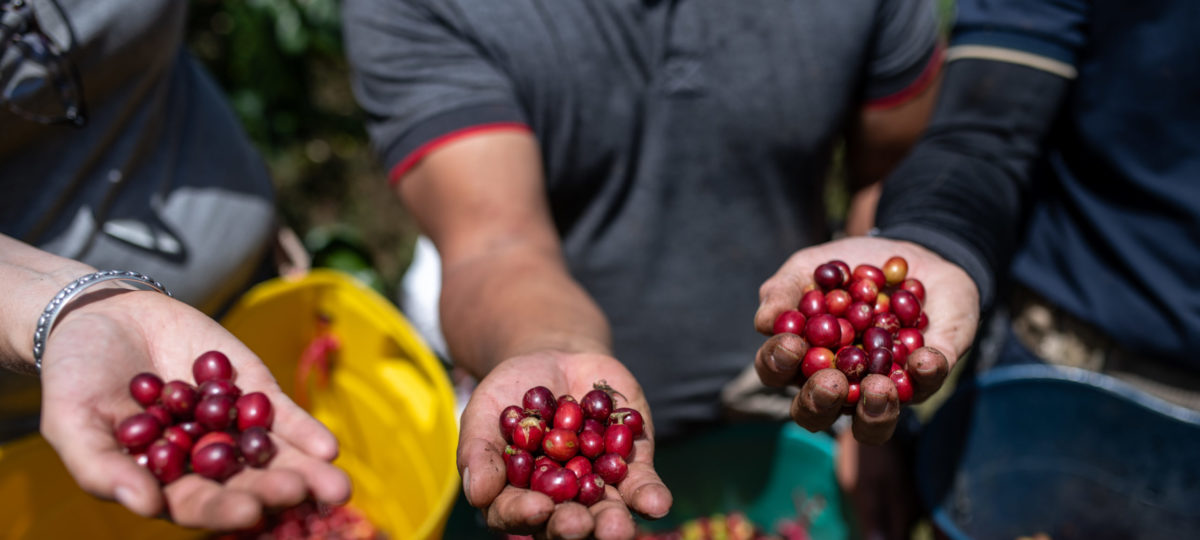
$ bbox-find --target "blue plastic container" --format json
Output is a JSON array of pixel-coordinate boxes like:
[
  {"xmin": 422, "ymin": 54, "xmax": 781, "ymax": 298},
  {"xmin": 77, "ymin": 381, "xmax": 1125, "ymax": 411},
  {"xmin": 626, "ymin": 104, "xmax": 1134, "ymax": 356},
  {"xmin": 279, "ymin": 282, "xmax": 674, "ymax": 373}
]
[{"xmin": 917, "ymin": 364, "xmax": 1200, "ymax": 540}]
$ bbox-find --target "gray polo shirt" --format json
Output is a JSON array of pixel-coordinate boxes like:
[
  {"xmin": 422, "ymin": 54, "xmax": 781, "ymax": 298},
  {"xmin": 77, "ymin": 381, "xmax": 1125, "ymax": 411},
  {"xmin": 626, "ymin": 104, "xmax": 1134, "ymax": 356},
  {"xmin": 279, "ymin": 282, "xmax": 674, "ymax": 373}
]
[
  {"xmin": 1, "ymin": 0, "xmax": 276, "ymax": 317},
  {"xmin": 344, "ymin": 0, "xmax": 940, "ymax": 439}
]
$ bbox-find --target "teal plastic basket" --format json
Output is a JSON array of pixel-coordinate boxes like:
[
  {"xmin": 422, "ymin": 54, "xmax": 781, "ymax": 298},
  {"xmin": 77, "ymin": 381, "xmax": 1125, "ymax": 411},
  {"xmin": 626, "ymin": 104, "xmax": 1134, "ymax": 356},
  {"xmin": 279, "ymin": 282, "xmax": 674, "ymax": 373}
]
[{"xmin": 644, "ymin": 421, "xmax": 851, "ymax": 540}]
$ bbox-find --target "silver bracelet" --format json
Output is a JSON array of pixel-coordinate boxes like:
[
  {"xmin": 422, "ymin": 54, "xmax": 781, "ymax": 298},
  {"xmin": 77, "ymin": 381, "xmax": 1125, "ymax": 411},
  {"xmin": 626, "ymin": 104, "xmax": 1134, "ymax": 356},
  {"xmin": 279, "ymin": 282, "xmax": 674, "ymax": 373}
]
[{"xmin": 33, "ymin": 270, "xmax": 173, "ymax": 373}]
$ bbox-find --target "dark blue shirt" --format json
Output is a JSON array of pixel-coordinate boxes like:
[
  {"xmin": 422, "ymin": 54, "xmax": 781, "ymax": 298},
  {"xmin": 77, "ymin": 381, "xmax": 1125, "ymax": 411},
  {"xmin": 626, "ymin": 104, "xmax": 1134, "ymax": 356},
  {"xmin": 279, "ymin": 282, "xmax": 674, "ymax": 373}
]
[{"xmin": 957, "ymin": 0, "xmax": 1200, "ymax": 366}]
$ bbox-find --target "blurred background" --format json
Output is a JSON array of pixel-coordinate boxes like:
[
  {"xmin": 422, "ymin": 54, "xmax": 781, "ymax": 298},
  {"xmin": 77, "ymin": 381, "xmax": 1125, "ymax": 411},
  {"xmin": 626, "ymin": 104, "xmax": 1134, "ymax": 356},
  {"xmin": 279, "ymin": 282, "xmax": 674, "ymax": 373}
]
[{"xmin": 187, "ymin": 0, "xmax": 418, "ymax": 299}]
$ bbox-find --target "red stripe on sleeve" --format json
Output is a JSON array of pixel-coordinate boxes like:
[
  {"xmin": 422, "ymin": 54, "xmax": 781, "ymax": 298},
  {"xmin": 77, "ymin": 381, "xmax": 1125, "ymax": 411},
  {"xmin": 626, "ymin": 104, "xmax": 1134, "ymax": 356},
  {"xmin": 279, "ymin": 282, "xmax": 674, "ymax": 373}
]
[
  {"xmin": 387, "ymin": 122, "xmax": 532, "ymax": 185},
  {"xmin": 866, "ymin": 44, "xmax": 945, "ymax": 110}
]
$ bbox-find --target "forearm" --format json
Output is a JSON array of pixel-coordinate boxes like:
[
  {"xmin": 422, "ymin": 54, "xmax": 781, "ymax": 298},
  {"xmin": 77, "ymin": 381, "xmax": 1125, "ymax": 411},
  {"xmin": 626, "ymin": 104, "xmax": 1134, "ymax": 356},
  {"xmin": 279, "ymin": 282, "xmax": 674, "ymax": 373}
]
[
  {"xmin": 0, "ymin": 234, "xmax": 95, "ymax": 371},
  {"xmin": 875, "ymin": 58, "xmax": 1072, "ymax": 311},
  {"xmin": 439, "ymin": 242, "xmax": 611, "ymax": 379}
]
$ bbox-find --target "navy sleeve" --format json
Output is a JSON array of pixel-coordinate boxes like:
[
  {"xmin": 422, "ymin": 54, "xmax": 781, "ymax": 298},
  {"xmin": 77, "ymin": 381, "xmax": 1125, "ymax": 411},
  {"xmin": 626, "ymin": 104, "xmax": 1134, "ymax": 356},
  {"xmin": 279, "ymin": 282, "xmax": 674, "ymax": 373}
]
[
  {"xmin": 872, "ymin": 0, "xmax": 1090, "ymax": 312},
  {"xmin": 341, "ymin": 0, "xmax": 528, "ymax": 181}
]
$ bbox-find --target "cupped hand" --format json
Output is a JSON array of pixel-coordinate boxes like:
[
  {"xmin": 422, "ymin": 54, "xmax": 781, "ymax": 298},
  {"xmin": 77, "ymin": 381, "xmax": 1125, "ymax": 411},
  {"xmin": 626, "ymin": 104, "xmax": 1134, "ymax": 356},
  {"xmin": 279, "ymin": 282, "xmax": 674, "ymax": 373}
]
[
  {"xmin": 753, "ymin": 236, "xmax": 980, "ymax": 444},
  {"xmin": 457, "ymin": 351, "xmax": 673, "ymax": 539},
  {"xmin": 37, "ymin": 289, "xmax": 352, "ymax": 531}
]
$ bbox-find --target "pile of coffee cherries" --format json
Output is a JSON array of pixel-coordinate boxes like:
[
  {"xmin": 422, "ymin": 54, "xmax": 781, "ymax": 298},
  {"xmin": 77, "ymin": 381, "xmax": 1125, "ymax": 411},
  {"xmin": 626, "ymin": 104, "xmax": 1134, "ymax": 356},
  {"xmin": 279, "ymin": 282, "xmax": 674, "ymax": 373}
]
[
  {"xmin": 500, "ymin": 382, "xmax": 645, "ymax": 505},
  {"xmin": 772, "ymin": 256, "xmax": 928, "ymax": 406},
  {"xmin": 212, "ymin": 500, "xmax": 383, "ymax": 540},
  {"xmin": 114, "ymin": 350, "xmax": 277, "ymax": 484}
]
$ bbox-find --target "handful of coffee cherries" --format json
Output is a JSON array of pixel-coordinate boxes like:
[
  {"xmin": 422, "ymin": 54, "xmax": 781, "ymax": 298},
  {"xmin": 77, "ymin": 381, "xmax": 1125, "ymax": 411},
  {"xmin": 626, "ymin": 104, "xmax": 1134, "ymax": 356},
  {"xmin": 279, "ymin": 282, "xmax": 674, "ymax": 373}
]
[
  {"xmin": 499, "ymin": 382, "xmax": 646, "ymax": 506},
  {"xmin": 772, "ymin": 256, "xmax": 928, "ymax": 408},
  {"xmin": 114, "ymin": 350, "xmax": 277, "ymax": 484}
]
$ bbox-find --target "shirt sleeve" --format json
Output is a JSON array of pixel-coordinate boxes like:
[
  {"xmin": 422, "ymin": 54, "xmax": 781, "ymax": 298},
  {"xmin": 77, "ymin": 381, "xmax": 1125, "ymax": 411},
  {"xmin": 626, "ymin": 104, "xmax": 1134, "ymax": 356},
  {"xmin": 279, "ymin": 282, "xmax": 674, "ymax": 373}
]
[
  {"xmin": 861, "ymin": 0, "xmax": 944, "ymax": 109},
  {"xmin": 342, "ymin": 0, "xmax": 530, "ymax": 184},
  {"xmin": 949, "ymin": 0, "xmax": 1090, "ymax": 77},
  {"xmin": 874, "ymin": 0, "xmax": 1090, "ymax": 312}
]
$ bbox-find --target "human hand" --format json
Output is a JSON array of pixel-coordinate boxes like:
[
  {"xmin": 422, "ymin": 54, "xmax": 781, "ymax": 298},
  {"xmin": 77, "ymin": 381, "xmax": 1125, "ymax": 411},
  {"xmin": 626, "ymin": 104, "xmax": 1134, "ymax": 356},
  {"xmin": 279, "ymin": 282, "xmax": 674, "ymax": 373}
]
[
  {"xmin": 753, "ymin": 236, "xmax": 979, "ymax": 444},
  {"xmin": 37, "ymin": 288, "xmax": 352, "ymax": 531},
  {"xmin": 457, "ymin": 351, "xmax": 673, "ymax": 539}
]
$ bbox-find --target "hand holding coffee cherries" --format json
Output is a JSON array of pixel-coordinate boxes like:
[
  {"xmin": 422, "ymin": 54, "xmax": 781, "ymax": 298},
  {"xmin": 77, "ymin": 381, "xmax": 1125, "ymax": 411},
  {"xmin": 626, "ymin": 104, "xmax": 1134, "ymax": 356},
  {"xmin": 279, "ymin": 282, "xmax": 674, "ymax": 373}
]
[
  {"xmin": 36, "ymin": 289, "xmax": 350, "ymax": 531},
  {"xmin": 457, "ymin": 352, "xmax": 672, "ymax": 540},
  {"xmin": 754, "ymin": 237, "xmax": 980, "ymax": 444}
]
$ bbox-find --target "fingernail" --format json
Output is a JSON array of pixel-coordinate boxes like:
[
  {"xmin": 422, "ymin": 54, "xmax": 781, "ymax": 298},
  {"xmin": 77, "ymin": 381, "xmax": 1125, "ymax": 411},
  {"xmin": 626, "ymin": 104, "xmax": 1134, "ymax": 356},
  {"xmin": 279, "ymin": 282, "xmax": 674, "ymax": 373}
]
[
  {"xmin": 461, "ymin": 467, "xmax": 471, "ymax": 500},
  {"xmin": 863, "ymin": 392, "xmax": 888, "ymax": 417},
  {"xmin": 772, "ymin": 349, "xmax": 799, "ymax": 372}
]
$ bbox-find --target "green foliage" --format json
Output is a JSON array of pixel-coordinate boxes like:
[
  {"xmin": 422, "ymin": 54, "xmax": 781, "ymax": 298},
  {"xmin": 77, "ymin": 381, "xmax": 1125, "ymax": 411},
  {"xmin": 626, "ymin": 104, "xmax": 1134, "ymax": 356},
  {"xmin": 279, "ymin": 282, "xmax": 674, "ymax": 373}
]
[{"xmin": 187, "ymin": 0, "xmax": 417, "ymax": 297}]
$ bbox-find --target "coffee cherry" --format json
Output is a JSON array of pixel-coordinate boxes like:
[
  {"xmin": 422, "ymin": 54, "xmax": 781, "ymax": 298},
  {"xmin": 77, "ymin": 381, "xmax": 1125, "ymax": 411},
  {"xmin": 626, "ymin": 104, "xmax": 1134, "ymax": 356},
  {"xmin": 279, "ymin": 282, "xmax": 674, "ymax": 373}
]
[
  {"xmin": 801, "ymin": 347, "xmax": 835, "ymax": 379},
  {"xmin": 891, "ymin": 289, "xmax": 922, "ymax": 328},
  {"xmin": 129, "ymin": 372, "xmax": 164, "ymax": 407},
  {"xmin": 579, "ymin": 429, "xmax": 605, "ymax": 459},
  {"xmin": 852, "ymin": 264, "xmax": 886, "ymax": 289},
  {"xmin": 576, "ymin": 474, "xmax": 606, "ymax": 507},
  {"xmin": 609, "ymin": 408, "xmax": 645, "ymax": 438},
  {"xmin": 512, "ymin": 416, "xmax": 546, "ymax": 453},
  {"xmin": 235, "ymin": 392, "xmax": 274, "ymax": 431},
  {"xmin": 845, "ymin": 301, "xmax": 874, "ymax": 333},
  {"xmin": 836, "ymin": 318, "xmax": 856, "ymax": 349},
  {"xmin": 848, "ymin": 278, "xmax": 879, "ymax": 304},
  {"xmin": 593, "ymin": 453, "xmax": 628, "ymax": 485},
  {"xmin": 499, "ymin": 405, "xmax": 524, "ymax": 443},
  {"xmin": 504, "ymin": 446, "xmax": 534, "ymax": 488},
  {"xmin": 867, "ymin": 347, "xmax": 894, "ymax": 375},
  {"xmin": 813, "ymin": 262, "xmax": 845, "ymax": 290},
  {"xmin": 580, "ymin": 388, "xmax": 614, "ymax": 422},
  {"xmin": 542, "ymin": 428, "xmax": 580, "ymax": 462},
  {"xmin": 604, "ymin": 423, "xmax": 635, "ymax": 460},
  {"xmin": 531, "ymin": 467, "xmax": 579, "ymax": 504},
  {"xmin": 872, "ymin": 312, "xmax": 901, "ymax": 336},
  {"xmin": 160, "ymin": 380, "xmax": 199, "ymax": 420},
  {"xmin": 192, "ymin": 442, "xmax": 241, "ymax": 482},
  {"xmin": 195, "ymin": 395, "xmax": 238, "ymax": 432},
  {"xmin": 162, "ymin": 425, "xmax": 194, "ymax": 452},
  {"xmin": 890, "ymin": 368, "xmax": 914, "ymax": 403},
  {"xmin": 554, "ymin": 400, "xmax": 584, "ymax": 433},
  {"xmin": 198, "ymin": 379, "xmax": 242, "ymax": 400},
  {"xmin": 192, "ymin": 350, "xmax": 234, "ymax": 385},
  {"xmin": 564, "ymin": 455, "xmax": 593, "ymax": 478},
  {"xmin": 803, "ymin": 314, "xmax": 842, "ymax": 349},
  {"xmin": 900, "ymin": 278, "xmax": 926, "ymax": 303},
  {"xmin": 835, "ymin": 346, "xmax": 868, "ymax": 382},
  {"xmin": 861, "ymin": 327, "xmax": 893, "ymax": 353},
  {"xmin": 239, "ymin": 426, "xmax": 277, "ymax": 468},
  {"xmin": 145, "ymin": 439, "xmax": 188, "ymax": 484},
  {"xmin": 798, "ymin": 289, "xmax": 827, "ymax": 318},
  {"xmin": 772, "ymin": 310, "xmax": 807, "ymax": 336},
  {"xmin": 882, "ymin": 256, "xmax": 908, "ymax": 286},
  {"xmin": 825, "ymin": 289, "xmax": 852, "ymax": 317},
  {"xmin": 897, "ymin": 328, "xmax": 925, "ymax": 354},
  {"xmin": 523, "ymin": 386, "xmax": 558, "ymax": 426},
  {"xmin": 115, "ymin": 412, "xmax": 163, "ymax": 453},
  {"xmin": 144, "ymin": 404, "xmax": 173, "ymax": 428}
]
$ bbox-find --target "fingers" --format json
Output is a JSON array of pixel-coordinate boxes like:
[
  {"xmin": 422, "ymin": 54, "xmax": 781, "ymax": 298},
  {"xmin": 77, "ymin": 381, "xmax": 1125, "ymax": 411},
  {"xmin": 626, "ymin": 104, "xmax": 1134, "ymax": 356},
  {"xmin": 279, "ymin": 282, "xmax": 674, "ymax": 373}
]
[
  {"xmin": 590, "ymin": 486, "xmax": 639, "ymax": 540},
  {"xmin": 850, "ymin": 374, "xmax": 900, "ymax": 445},
  {"xmin": 268, "ymin": 389, "xmax": 341, "ymax": 462},
  {"xmin": 906, "ymin": 346, "xmax": 950, "ymax": 403},
  {"xmin": 483, "ymin": 485, "xmax": 557, "ymax": 534},
  {"xmin": 755, "ymin": 263, "xmax": 811, "ymax": 335},
  {"xmin": 161, "ymin": 475, "xmax": 264, "ymax": 530},
  {"xmin": 619, "ymin": 459, "xmax": 672, "ymax": 521},
  {"xmin": 790, "ymin": 368, "xmax": 850, "ymax": 433},
  {"xmin": 246, "ymin": 436, "xmax": 352, "ymax": 505},
  {"xmin": 755, "ymin": 333, "xmax": 808, "ymax": 388}
]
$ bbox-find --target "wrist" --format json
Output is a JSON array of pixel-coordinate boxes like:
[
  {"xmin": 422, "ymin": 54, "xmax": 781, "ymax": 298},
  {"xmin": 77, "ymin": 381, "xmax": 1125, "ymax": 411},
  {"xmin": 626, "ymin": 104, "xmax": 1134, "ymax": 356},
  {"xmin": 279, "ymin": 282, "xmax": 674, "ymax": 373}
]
[{"xmin": 0, "ymin": 261, "xmax": 96, "ymax": 373}]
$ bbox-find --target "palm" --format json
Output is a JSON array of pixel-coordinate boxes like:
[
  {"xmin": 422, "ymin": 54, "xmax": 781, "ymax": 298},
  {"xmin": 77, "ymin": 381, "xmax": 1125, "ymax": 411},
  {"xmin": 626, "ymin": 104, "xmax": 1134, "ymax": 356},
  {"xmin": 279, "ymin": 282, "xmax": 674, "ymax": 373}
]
[
  {"xmin": 755, "ymin": 236, "xmax": 980, "ymax": 443},
  {"xmin": 457, "ymin": 351, "xmax": 671, "ymax": 539},
  {"xmin": 38, "ymin": 290, "xmax": 350, "ymax": 531}
]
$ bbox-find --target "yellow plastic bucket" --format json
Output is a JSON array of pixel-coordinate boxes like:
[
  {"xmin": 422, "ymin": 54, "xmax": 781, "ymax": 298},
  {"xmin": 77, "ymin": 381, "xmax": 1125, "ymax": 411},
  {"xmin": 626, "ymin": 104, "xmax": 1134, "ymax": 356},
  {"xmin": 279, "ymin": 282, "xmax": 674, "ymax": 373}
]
[{"xmin": 0, "ymin": 269, "xmax": 460, "ymax": 540}]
